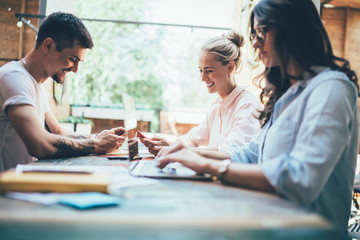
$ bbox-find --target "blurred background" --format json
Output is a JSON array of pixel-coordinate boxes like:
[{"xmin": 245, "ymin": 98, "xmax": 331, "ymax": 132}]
[{"xmin": 1, "ymin": 0, "xmax": 359, "ymax": 137}]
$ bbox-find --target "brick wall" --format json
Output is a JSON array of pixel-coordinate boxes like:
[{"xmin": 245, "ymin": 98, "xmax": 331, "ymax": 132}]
[
  {"xmin": 322, "ymin": 8, "xmax": 360, "ymax": 75},
  {"xmin": 0, "ymin": 0, "xmax": 39, "ymax": 65},
  {"xmin": 322, "ymin": 8, "xmax": 360, "ymax": 152}
]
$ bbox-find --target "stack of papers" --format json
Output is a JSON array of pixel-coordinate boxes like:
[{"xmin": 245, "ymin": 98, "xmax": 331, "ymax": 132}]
[{"xmin": 0, "ymin": 164, "xmax": 157, "ymax": 193}]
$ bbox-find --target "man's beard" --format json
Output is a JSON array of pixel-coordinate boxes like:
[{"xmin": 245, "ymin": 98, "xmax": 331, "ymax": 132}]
[{"xmin": 52, "ymin": 72, "xmax": 65, "ymax": 84}]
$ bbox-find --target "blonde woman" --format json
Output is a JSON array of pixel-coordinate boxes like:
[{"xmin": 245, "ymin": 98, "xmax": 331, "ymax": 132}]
[{"xmin": 141, "ymin": 31, "xmax": 260, "ymax": 155}]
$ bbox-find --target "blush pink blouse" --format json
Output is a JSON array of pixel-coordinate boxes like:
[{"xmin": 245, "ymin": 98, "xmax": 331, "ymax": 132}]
[{"xmin": 178, "ymin": 86, "xmax": 261, "ymax": 151}]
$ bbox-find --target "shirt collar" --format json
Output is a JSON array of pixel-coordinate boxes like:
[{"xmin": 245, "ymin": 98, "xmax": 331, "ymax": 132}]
[
  {"xmin": 288, "ymin": 66, "xmax": 328, "ymax": 94},
  {"xmin": 218, "ymin": 86, "xmax": 245, "ymax": 108}
]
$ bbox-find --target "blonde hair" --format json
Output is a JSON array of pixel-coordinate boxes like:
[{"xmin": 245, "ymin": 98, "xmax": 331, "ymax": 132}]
[{"xmin": 201, "ymin": 30, "xmax": 245, "ymax": 70}]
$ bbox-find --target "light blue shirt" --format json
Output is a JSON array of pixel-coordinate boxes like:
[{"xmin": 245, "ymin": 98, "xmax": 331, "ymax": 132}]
[{"xmin": 226, "ymin": 67, "xmax": 359, "ymax": 230}]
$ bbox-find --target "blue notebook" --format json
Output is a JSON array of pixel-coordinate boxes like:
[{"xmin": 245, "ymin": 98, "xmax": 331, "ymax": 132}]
[{"xmin": 58, "ymin": 192, "xmax": 120, "ymax": 209}]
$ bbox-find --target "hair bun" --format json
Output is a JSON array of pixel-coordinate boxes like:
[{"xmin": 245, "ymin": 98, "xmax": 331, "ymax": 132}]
[{"xmin": 226, "ymin": 30, "xmax": 245, "ymax": 48}]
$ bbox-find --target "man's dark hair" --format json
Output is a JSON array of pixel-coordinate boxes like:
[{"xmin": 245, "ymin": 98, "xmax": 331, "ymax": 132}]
[{"xmin": 36, "ymin": 12, "xmax": 93, "ymax": 51}]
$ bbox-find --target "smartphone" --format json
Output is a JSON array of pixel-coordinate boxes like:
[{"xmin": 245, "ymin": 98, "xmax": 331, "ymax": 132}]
[{"xmin": 136, "ymin": 130, "xmax": 147, "ymax": 139}]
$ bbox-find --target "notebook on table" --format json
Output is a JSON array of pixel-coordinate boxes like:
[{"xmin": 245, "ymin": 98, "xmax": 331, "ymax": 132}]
[{"xmin": 122, "ymin": 93, "xmax": 212, "ymax": 181}]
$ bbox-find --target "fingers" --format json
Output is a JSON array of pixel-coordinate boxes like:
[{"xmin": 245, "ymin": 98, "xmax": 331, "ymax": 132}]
[
  {"xmin": 156, "ymin": 154, "xmax": 182, "ymax": 169},
  {"xmin": 116, "ymin": 139, "xmax": 124, "ymax": 148},
  {"xmin": 109, "ymin": 135, "xmax": 126, "ymax": 148},
  {"xmin": 140, "ymin": 138, "xmax": 160, "ymax": 155},
  {"xmin": 141, "ymin": 138, "xmax": 152, "ymax": 147},
  {"xmin": 157, "ymin": 147, "xmax": 167, "ymax": 158},
  {"xmin": 93, "ymin": 129, "xmax": 126, "ymax": 153},
  {"xmin": 142, "ymin": 138, "xmax": 162, "ymax": 144},
  {"xmin": 150, "ymin": 137, "xmax": 164, "ymax": 141},
  {"xmin": 151, "ymin": 140, "xmax": 167, "ymax": 146},
  {"xmin": 145, "ymin": 141, "xmax": 161, "ymax": 152},
  {"xmin": 156, "ymin": 159, "xmax": 169, "ymax": 169},
  {"xmin": 157, "ymin": 148, "xmax": 206, "ymax": 173},
  {"xmin": 109, "ymin": 135, "xmax": 125, "ymax": 149},
  {"xmin": 157, "ymin": 141, "xmax": 184, "ymax": 158},
  {"xmin": 136, "ymin": 130, "xmax": 147, "ymax": 139},
  {"xmin": 117, "ymin": 135, "xmax": 126, "ymax": 144},
  {"xmin": 149, "ymin": 146, "xmax": 161, "ymax": 156},
  {"xmin": 111, "ymin": 127, "xmax": 126, "ymax": 136}
]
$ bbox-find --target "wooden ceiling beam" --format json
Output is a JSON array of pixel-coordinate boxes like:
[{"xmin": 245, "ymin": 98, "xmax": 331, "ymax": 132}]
[
  {"xmin": 322, "ymin": 0, "xmax": 360, "ymax": 9},
  {"xmin": 321, "ymin": 0, "xmax": 334, "ymax": 5}
]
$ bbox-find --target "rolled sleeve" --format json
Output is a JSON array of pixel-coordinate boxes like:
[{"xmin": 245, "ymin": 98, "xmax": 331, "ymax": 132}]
[
  {"xmin": 262, "ymin": 79, "xmax": 357, "ymax": 204},
  {"xmin": 224, "ymin": 133, "xmax": 260, "ymax": 164}
]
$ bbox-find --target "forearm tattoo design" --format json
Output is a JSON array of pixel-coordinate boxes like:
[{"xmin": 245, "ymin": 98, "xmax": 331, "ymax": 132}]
[
  {"xmin": 65, "ymin": 134, "xmax": 87, "ymax": 139},
  {"xmin": 51, "ymin": 137, "xmax": 95, "ymax": 158}
]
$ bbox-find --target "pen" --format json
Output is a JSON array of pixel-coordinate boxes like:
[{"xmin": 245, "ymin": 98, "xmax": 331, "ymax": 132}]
[
  {"xmin": 151, "ymin": 129, "xmax": 157, "ymax": 138},
  {"xmin": 22, "ymin": 170, "xmax": 92, "ymax": 174},
  {"xmin": 107, "ymin": 156, "xmax": 128, "ymax": 160}
]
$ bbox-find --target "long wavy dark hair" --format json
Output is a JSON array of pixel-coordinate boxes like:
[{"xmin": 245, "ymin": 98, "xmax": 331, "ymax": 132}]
[{"xmin": 250, "ymin": 0, "xmax": 358, "ymax": 127}]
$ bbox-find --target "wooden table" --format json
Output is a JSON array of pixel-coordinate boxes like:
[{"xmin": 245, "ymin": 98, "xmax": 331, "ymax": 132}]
[{"xmin": 0, "ymin": 156, "xmax": 349, "ymax": 240}]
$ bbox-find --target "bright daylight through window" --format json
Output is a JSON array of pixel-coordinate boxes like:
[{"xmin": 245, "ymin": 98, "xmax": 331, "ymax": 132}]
[{"xmin": 46, "ymin": 0, "xmax": 237, "ymax": 131}]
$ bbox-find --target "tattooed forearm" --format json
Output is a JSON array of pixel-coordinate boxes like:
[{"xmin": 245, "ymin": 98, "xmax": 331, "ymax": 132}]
[
  {"xmin": 50, "ymin": 137, "xmax": 95, "ymax": 158},
  {"xmin": 65, "ymin": 134, "xmax": 87, "ymax": 139}
]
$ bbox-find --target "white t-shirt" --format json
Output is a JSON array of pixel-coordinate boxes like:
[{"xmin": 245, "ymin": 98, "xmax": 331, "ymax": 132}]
[{"xmin": 0, "ymin": 61, "xmax": 50, "ymax": 171}]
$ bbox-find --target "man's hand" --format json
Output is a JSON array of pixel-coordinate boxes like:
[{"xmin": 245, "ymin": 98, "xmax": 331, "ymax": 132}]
[
  {"xmin": 94, "ymin": 127, "xmax": 126, "ymax": 153},
  {"xmin": 111, "ymin": 127, "xmax": 126, "ymax": 136}
]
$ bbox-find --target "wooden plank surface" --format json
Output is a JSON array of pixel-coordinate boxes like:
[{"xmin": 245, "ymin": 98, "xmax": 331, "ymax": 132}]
[
  {"xmin": 0, "ymin": 156, "xmax": 340, "ymax": 239},
  {"xmin": 322, "ymin": 0, "xmax": 360, "ymax": 9}
]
